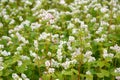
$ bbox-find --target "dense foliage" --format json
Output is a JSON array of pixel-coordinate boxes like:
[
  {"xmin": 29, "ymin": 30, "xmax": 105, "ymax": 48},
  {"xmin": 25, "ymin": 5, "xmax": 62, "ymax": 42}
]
[{"xmin": 0, "ymin": 0, "xmax": 120, "ymax": 80}]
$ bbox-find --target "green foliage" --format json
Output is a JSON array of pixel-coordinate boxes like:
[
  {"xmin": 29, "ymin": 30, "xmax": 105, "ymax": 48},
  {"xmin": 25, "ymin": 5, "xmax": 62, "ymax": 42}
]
[{"xmin": 0, "ymin": 0, "xmax": 120, "ymax": 80}]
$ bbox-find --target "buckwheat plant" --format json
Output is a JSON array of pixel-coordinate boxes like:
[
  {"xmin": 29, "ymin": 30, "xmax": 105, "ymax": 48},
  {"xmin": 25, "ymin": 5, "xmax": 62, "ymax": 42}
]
[{"xmin": 0, "ymin": 0, "xmax": 120, "ymax": 80}]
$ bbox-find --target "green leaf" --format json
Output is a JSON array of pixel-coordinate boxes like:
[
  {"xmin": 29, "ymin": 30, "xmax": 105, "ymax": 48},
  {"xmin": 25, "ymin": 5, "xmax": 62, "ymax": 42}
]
[
  {"xmin": 0, "ymin": 78, "xmax": 3, "ymax": 80},
  {"xmin": 42, "ymin": 74, "xmax": 51, "ymax": 80},
  {"xmin": 115, "ymin": 53, "xmax": 120, "ymax": 58},
  {"xmin": 55, "ymin": 72, "xmax": 63, "ymax": 80},
  {"xmin": 97, "ymin": 61, "xmax": 105, "ymax": 68},
  {"xmin": 62, "ymin": 70, "xmax": 72, "ymax": 75},
  {"xmin": 101, "ymin": 69, "xmax": 109, "ymax": 77},
  {"xmin": 96, "ymin": 73, "xmax": 104, "ymax": 78},
  {"xmin": 0, "ymin": 71, "xmax": 2, "ymax": 76},
  {"xmin": 16, "ymin": 64, "xmax": 27, "ymax": 73},
  {"xmin": 86, "ymin": 75, "xmax": 93, "ymax": 80},
  {"xmin": 3, "ymin": 54, "xmax": 20, "ymax": 69},
  {"xmin": 71, "ymin": 69, "xmax": 79, "ymax": 75},
  {"xmin": 2, "ymin": 69, "xmax": 12, "ymax": 76}
]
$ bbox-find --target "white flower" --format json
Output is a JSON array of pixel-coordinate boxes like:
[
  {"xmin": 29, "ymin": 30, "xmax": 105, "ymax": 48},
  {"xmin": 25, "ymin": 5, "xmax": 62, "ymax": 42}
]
[
  {"xmin": 69, "ymin": 36, "xmax": 75, "ymax": 42},
  {"xmin": 17, "ymin": 46, "xmax": 22, "ymax": 51},
  {"xmin": 100, "ymin": 6, "xmax": 108, "ymax": 13},
  {"xmin": 0, "ymin": 44, "xmax": 4, "ymax": 49},
  {"xmin": 38, "ymin": 32, "xmax": 50, "ymax": 40},
  {"xmin": 108, "ymin": 53, "xmax": 114, "ymax": 58},
  {"xmin": 2, "ymin": 36, "xmax": 11, "ymax": 40},
  {"xmin": 31, "ymin": 22, "xmax": 41, "ymax": 31},
  {"xmin": 80, "ymin": 21, "xmax": 88, "ymax": 29},
  {"xmin": 48, "ymin": 68, "xmax": 55, "ymax": 73},
  {"xmin": 21, "ymin": 73, "xmax": 27, "ymax": 79},
  {"xmin": 10, "ymin": 34, "xmax": 15, "ymax": 37},
  {"xmin": 9, "ymin": 0, "xmax": 15, "ymax": 3},
  {"xmin": 88, "ymin": 57, "xmax": 96, "ymax": 62},
  {"xmin": 51, "ymin": 59, "xmax": 59, "ymax": 67},
  {"xmin": 86, "ymin": 71, "xmax": 91, "ymax": 75},
  {"xmin": 25, "ymin": 0, "xmax": 32, "ymax": 5},
  {"xmin": 67, "ymin": 23, "xmax": 74, "ymax": 29},
  {"xmin": 57, "ymin": 55, "xmax": 63, "ymax": 62},
  {"xmin": 18, "ymin": 61, "xmax": 22, "ymax": 66},
  {"xmin": 94, "ymin": 37, "xmax": 105, "ymax": 42},
  {"xmin": 24, "ymin": 78, "xmax": 30, "ymax": 80},
  {"xmin": 45, "ymin": 60, "xmax": 50, "ymax": 67},
  {"xmin": 60, "ymin": 0, "xmax": 65, "ymax": 4},
  {"xmin": 39, "ymin": 78, "xmax": 42, "ymax": 80},
  {"xmin": 12, "ymin": 73, "xmax": 19, "ymax": 79},
  {"xmin": 0, "ymin": 57, "xmax": 3, "ymax": 62},
  {"xmin": 21, "ymin": 55, "xmax": 30, "ymax": 60},
  {"xmin": 116, "ymin": 76, "xmax": 120, "ymax": 80},
  {"xmin": 9, "ymin": 19, "xmax": 15, "ymax": 24},
  {"xmin": 86, "ymin": 14, "xmax": 91, "ymax": 18},
  {"xmin": 47, "ymin": 52, "xmax": 51, "ymax": 56},
  {"xmin": 50, "ymin": 19, "xmax": 55, "ymax": 24},
  {"xmin": 58, "ymin": 44, "xmax": 63, "ymax": 49},
  {"xmin": 84, "ymin": 51, "xmax": 92, "ymax": 57},
  {"xmin": 1, "ymin": 50, "xmax": 11, "ymax": 56},
  {"xmin": 52, "ymin": 25, "xmax": 61, "ymax": 30},
  {"xmin": 74, "ymin": 18, "xmax": 80, "ymax": 23},
  {"xmin": 94, "ymin": 7, "xmax": 99, "ymax": 11},
  {"xmin": 51, "ymin": 34, "xmax": 59, "ymax": 43},
  {"xmin": 19, "ymin": 16, "xmax": 23, "ymax": 21},
  {"xmin": 103, "ymin": 49, "xmax": 107, "ymax": 54},
  {"xmin": 103, "ymin": 52, "xmax": 108, "ymax": 58},
  {"xmin": 7, "ymin": 41, "xmax": 13, "ymax": 46},
  {"xmin": 115, "ymin": 68, "xmax": 120, "ymax": 73},
  {"xmin": 23, "ymin": 20, "xmax": 30, "ymax": 26},
  {"xmin": 42, "ymin": 12, "xmax": 54, "ymax": 20},
  {"xmin": 57, "ymin": 49, "xmax": 63, "ymax": 61},
  {"xmin": 110, "ymin": 44, "xmax": 120, "ymax": 53},
  {"xmin": 0, "ymin": 66, "xmax": 4, "ymax": 70},
  {"xmin": 84, "ymin": 51, "xmax": 96, "ymax": 62},
  {"xmin": 72, "ymin": 48, "xmax": 81, "ymax": 59},
  {"xmin": 0, "ymin": 22, "xmax": 3, "ymax": 28},
  {"xmin": 68, "ymin": 46, "xmax": 72, "ymax": 50},
  {"xmin": 72, "ymin": 28, "xmax": 77, "ymax": 34},
  {"xmin": 70, "ymin": 59, "xmax": 77, "ymax": 64},
  {"xmin": 34, "ymin": 40, "xmax": 38, "ymax": 46},
  {"xmin": 18, "ymin": 78, "xmax": 22, "ymax": 80},
  {"xmin": 57, "ymin": 49, "xmax": 62, "ymax": 55},
  {"xmin": 41, "ymin": 49, "xmax": 44, "ymax": 52},
  {"xmin": 104, "ymin": 14, "xmax": 109, "ymax": 18},
  {"xmin": 90, "ymin": 17, "xmax": 96, "ymax": 23},
  {"xmin": 4, "ymin": 15, "xmax": 9, "ymax": 20},
  {"xmin": 100, "ymin": 21, "xmax": 109, "ymax": 26},
  {"xmin": 110, "ymin": 25, "xmax": 115, "ymax": 30},
  {"xmin": 96, "ymin": 27, "xmax": 103, "ymax": 34},
  {"xmin": 34, "ymin": 40, "xmax": 38, "ymax": 50},
  {"xmin": 30, "ymin": 51, "xmax": 37, "ymax": 58},
  {"xmin": 16, "ymin": 32, "xmax": 28, "ymax": 43},
  {"xmin": 61, "ymin": 61, "xmax": 70, "ymax": 69},
  {"xmin": 15, "ymin": 51, "xmax": 20, "ymax": 55},
  {"xmin": 103, "ymin": 49, "xmax": 114, "ymax": 58},
  {"xmin": 113, "ymin": 14, "xmax": 117, "ymax": 18},
  {"xmin": 1, "ymin": 0, "xmax": 8, "ymax": 2}
]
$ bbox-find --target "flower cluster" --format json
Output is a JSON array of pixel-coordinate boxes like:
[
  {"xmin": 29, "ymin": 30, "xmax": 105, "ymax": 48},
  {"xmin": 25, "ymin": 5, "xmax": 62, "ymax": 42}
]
[{"xmin": 0, "ymin": 0, "xmax": 120, "ymax": 80}]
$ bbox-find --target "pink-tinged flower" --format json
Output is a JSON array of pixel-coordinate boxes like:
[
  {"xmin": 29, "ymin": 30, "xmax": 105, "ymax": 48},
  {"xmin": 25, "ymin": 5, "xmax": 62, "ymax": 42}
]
[
  {"xmin": 116, "ymin": 76, "xmax": 120, "ymax": 80},
  {"xmin": 39, "ymin": 78, "xmax": 42, "ymax": 80},
  {"xmin": 45, "ymin": 60, "xmax": 50, "ymax": 67}
]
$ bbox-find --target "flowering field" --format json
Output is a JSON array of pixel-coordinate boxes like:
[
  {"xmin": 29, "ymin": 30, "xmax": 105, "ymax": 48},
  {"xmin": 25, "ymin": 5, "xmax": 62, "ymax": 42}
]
[{"xmin": 0, "ymin": 0, "xmax": 120, "ymax": 80}]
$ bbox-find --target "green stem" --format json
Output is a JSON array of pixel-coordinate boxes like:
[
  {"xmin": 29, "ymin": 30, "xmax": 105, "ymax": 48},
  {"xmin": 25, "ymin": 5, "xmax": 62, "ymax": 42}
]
[{"xmin": 78, "ymin": 62, "xmax": 81, "ymax": 80}]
